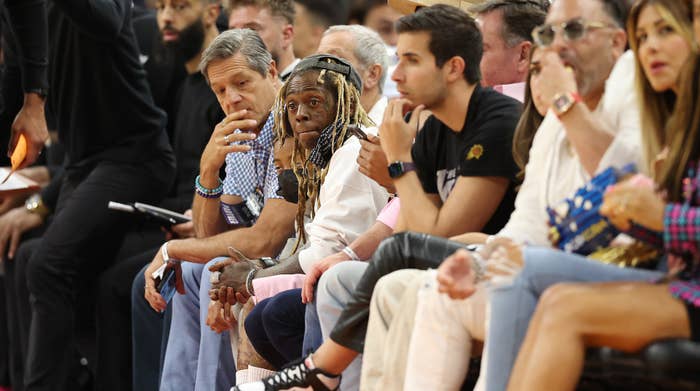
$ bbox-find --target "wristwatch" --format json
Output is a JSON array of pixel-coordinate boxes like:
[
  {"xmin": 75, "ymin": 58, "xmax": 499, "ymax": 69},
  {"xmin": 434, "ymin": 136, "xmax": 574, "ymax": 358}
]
[
  {"xmin": 552, "ymin": 91, "xmax": 582, "ymax": 118},
  {"xmin": 387, "ymin": 161, "xmax": 416, "ymax": 179},
  {"xmin": 25, "ymin": 194, "xmax": 50, "ymax": 218}
]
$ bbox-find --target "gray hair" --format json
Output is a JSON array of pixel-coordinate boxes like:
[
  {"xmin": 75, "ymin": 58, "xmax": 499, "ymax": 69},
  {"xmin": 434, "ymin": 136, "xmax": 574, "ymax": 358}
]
[
  {"xmin": 323, "ymin": 25, "xmax": 389, "ymax": 93},
  {"xmin": 199, "ymin": 29, "xmax": 272, "ymax": 83}
]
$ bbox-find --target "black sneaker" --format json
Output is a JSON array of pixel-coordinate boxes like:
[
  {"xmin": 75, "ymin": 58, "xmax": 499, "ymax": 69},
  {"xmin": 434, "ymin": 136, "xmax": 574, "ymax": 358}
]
[{"xmin": 231, "ymin": 356, "xmax": 340, "ymax": 391}]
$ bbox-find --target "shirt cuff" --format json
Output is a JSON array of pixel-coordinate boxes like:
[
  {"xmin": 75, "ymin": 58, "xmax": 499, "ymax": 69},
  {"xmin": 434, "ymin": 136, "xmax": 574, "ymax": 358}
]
[{"xmin": 663, "ymin": 203, "xmax": 695, "ymax": 254}]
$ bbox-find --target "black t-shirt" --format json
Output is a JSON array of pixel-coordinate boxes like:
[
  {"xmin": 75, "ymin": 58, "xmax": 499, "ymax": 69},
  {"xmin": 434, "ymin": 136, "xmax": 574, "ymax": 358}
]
[
  {"xmin": 411, "ymin": 85, "xmax": 522, "ymax": 234},
  {"xmin": 160, "ymin": 72, "xmax": 224, "ymax": 212}
]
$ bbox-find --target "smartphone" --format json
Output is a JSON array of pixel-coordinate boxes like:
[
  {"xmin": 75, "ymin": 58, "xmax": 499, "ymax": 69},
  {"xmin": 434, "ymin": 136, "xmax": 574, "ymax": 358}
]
[
  {"xmin": 152, "ymin": 262, "xmax": 178, "ymax": 304},
  {"xmin": 347, "ymin": 125, "xmax": 368, "ymax": 141}
]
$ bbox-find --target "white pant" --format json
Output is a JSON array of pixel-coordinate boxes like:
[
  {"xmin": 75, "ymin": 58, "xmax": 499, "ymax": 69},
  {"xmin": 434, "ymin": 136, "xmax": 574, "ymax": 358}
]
[
  {"xmin": 362, "ymin": 269, "xmax": 490, "ymax": 391},
  {"xmin": 361, "ymin": 269, "xmax": 425, "ymax": 391}
]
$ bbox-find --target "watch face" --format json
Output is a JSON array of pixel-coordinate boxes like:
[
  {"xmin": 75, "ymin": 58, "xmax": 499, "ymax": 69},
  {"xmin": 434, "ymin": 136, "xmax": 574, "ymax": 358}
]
[
  {"xmin": 554, "ymin": 94, "xmax": 570, "ymax": 111},
  {"xmin": 388, "ymin": 162, "xmax": 403, "ymax": 178}
]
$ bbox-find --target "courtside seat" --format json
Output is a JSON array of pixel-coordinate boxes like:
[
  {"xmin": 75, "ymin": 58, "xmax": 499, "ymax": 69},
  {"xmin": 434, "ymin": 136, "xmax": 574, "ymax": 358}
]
[{"xmin": 580, "ymin": 339, "xmax": 700, "ymax": 391}]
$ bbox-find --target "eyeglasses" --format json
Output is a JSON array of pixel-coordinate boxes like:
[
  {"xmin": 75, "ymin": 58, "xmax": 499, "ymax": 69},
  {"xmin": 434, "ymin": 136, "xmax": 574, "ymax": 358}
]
[{"xmin": 532, "ymin": 18, "xmax": 614, "ymax": 47}]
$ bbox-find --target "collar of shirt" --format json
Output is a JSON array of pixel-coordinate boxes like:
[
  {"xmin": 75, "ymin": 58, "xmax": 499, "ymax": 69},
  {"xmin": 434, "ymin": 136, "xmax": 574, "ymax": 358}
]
[
  {"xmin": 280, "ymin": 58, "xmax": 301, "ymax": 81},
  {"xmin": 236, "ymin": 112, "xmax": 275, "ymax": 163},
  {"xmin": 492, "ymin": 82, "xmax": 526, "ymax": 103},
  {"xmin": 368, "ymin": 96, "xmax": 388, "ymax": 126}
]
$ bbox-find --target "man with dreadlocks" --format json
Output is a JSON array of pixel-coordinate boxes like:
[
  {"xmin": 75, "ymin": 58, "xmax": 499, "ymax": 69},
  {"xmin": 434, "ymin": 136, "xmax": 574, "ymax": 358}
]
[{"xmin": 209, "ymin": 54, "xmax": 388, "ymax": 379}]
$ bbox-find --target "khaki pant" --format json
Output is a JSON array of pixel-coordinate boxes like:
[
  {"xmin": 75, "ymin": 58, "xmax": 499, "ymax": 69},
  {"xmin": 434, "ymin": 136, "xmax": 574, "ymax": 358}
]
[
  {"xmin": 361, "ymin": 269, "xmax": 426, "ymax": 391},
  {"xmin": 362, "ymin": 269, "xmax": 489, "ymax": 391}
]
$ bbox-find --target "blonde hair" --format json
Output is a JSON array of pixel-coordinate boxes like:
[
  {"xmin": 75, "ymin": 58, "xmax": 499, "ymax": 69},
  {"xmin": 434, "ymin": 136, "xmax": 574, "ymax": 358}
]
[{"xmin": 627, "ymin": 0, "xmax": 696, "ymax": 172}]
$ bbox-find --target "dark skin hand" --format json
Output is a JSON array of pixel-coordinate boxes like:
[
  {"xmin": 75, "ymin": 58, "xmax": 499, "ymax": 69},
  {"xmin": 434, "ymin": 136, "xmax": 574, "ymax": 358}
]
[{"xmin": 210, "ymin": 259, "xmax": 255, "ymax": 304}]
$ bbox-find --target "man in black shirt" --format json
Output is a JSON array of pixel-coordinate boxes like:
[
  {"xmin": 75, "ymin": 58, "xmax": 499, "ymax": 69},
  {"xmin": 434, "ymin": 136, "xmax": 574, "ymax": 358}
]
[
  {"xmin": 0, "ymin": 0, "xmax": 183, "ymax": 390},
  {"xmin": 95, "ymin": 1, "xmax": 225, "ymax": 390}
]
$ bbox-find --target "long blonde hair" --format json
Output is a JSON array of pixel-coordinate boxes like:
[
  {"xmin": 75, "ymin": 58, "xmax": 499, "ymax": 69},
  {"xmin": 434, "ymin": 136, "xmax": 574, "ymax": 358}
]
[
  {"xmin": 627, "ymin": 0, "xmax": 696, "ymax": 171},
  {"xmin": 512, "ymin": 46, "xmax": 545, "ymax": 184},
  {"xmin": 660, "ymin": 54, "xmax": 700, "ymax": 201}
]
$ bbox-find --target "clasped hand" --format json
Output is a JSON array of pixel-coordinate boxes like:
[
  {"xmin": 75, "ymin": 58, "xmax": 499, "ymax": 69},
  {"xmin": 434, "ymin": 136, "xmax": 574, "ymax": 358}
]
[
  {"xmin": 437, "ymin": 238, "xmax": 524, "ymax": 300},
  {"xmin": 600, "ymin": 174, "xmax": 664, "ymax": 232}
]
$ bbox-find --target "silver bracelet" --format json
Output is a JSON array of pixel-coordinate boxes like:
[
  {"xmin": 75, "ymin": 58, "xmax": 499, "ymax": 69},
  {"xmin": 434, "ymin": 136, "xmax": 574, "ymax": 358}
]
[
  {"xmin": 342, "ymin": 246, "xmax": 360, "ymax": 261},
  {"xmin": 470, "ymin": 251, "xmax": 486, "ymax": 283},
  {"xmin": 245, "ymin": 268, "xmax": 257, "ymax": 296},
  {"xmin": 161, "ymin": 242, "xmax": 171, "ymax": 262}
]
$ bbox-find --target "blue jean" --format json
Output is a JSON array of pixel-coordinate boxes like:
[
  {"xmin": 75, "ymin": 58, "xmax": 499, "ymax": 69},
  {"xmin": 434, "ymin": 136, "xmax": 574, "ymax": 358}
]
[
  {"xmin": 316, "ymin": 261, "xmax": 369, "ymax": 391},
  {"xmin": 303, "ymin": 298, "xmax": 323, "ymax": 356},
  {"xmin": 485, "ymin": 247, "xmax": 664, "ymax": 391},
  {"xmin": 160, "ymin": 258, "xmax": 235, "ymax": 391}
]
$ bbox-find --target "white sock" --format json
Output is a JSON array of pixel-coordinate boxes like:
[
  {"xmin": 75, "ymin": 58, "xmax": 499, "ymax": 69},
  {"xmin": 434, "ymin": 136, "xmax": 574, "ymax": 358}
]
[
  {"xmin": 236, "ymin": 369, "xmax": 249, "ymax": 385},
  {"xmin": 246, "ymin": 365, "xmax": 276, "ymax": 382}
]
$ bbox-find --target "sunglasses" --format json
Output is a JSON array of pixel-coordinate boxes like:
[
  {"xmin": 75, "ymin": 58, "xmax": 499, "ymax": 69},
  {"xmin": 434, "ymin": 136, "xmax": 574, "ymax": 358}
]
[{"xmin": 532, "ymin": 18, "xmax": 614, "ymax": 47}]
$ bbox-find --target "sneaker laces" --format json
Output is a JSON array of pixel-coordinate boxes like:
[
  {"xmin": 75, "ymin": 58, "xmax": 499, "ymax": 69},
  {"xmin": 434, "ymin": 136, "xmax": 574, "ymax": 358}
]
[{"xmin": 261, "ymin": 360, "xmax": 310, "ymax": 389}]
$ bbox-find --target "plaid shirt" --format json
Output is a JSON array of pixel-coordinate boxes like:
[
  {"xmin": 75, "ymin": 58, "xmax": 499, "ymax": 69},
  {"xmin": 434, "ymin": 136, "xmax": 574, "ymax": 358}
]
[
  {"xmin": 664, "ymin": 204, "xmax": 700, "ymax": 257},
  {"xmin": 222, "ymin": 113, "xmax": 280, "ymax": 201},
  {"xmin": 663, "ymin": 162, "xmax": 700, "ymax": 306}
]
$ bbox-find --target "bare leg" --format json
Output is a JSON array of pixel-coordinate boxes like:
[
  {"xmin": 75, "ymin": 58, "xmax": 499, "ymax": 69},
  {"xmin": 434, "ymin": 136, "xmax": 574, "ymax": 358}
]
[
  {"xmin": 312, "ymin": 339, "xmax": 359, "ymax": 375},
  {"xmin": 508, "ymin": 282, "xmax": 691, "ymax": 391},
  {"xmin": 237, "ymin": 299, "xmax": 274, "ymax": 370}
]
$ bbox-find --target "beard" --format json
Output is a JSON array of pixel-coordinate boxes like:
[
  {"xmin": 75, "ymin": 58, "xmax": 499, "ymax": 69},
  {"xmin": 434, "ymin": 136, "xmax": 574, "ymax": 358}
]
[{"xmin": 162, "ymin": 19, "xmax": 205, "ymax": 61}]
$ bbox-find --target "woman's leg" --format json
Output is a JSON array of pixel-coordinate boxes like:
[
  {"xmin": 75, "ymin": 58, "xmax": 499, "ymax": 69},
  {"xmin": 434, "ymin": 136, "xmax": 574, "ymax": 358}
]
[
  {"xmin": 508, "ymin": 282, "xmax": 690, "ymax": 391},
  {"xmin": 486, "ymin": 247, "xmax": 664, "ymax": 391}
]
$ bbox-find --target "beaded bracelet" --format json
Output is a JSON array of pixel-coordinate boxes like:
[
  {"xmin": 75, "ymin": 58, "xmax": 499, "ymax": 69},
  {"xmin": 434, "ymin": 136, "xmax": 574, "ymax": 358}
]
[{"xmin": 195, "ymin": 175, "xmax": 223, "ymax": 198}]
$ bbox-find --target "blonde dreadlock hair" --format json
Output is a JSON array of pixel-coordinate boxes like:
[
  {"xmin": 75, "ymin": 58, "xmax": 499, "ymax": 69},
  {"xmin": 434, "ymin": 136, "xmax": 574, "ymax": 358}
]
[{"xmin": 273, "ymin": 55, "xmax": 373, "ymax": 249}]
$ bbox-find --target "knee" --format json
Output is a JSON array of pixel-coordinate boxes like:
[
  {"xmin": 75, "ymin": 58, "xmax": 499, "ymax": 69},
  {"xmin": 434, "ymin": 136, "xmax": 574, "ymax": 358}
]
[
  {"xmin": 317, "ymin": 262, "xmax": 365, "ymax": 306},
  {"xmin": 512, "ymin": 247, "xmax": 560, "ymax": 290},
  {"xmin": 538, "ymin": 283, "xmax": 589, "ymax": 332},
  {"xmin": 244, "ymin": 301, "xmax": 267, "ymax": 340},
  {"xmin": 259, "ymin": 297, "xmax": 294, "ymax": 337},
  {"xmin": 372, "ymin": 270, "xmax": 415, "ymax": 309}
]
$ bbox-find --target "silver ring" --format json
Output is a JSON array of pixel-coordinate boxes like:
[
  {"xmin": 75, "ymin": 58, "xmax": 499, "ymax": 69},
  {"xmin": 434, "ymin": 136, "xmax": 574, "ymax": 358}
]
[{"xmin": 223, "ymin": 134, "xmax": 231, "ymax": 143}]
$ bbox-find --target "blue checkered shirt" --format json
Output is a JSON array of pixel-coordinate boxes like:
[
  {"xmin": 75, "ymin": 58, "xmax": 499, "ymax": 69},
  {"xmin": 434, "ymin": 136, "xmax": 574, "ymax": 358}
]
[{"xmin": 222, "ymin": 113, "xmax": 280, "ymax": 201}]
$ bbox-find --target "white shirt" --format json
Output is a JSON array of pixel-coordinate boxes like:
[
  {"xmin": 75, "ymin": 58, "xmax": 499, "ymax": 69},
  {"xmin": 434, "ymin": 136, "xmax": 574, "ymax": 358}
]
[
  {"xmin": 383, "ymin": 45, "xmax": 400, "ymax": 99},
  {"xmin": 366, "ymin": 96, "xmax": 388, "ymax": 136},
  {"xmin": 279, "ymin": 58, "xmax": 301, "ymax": 80},
  {"xmin": 498, "ymin": 51, "xmax": 642, "ymax": 246},
  {"xmin": 298, "ymin": 137, "xmax": 389, "ymax": 273}
]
